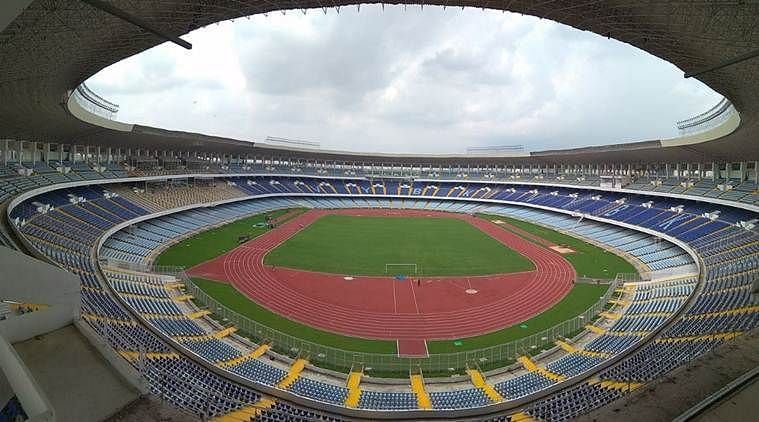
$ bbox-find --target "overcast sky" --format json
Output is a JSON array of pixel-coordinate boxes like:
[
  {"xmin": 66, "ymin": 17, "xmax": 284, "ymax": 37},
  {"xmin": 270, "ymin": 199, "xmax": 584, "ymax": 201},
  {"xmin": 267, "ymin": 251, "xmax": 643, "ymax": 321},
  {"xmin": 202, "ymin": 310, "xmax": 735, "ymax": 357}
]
[{"xmin": 87, "ymin": 5, "xmax": 722, "ymax": 154}]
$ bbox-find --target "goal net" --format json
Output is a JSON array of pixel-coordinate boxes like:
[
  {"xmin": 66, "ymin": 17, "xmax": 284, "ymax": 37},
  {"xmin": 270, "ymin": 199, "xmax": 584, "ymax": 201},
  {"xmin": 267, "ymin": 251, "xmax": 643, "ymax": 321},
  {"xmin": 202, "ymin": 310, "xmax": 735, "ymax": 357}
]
[{"xmin": 384, "ymin": 263, "xmax": 418, "ymax": 276}]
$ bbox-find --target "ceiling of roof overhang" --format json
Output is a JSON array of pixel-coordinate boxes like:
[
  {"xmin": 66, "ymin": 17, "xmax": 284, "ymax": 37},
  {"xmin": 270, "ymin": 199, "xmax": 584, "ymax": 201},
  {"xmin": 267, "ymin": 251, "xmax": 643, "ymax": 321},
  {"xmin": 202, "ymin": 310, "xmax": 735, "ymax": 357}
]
[{"xmin": 1, "ymin": 1, "xmax": 758, "ymax": 163}]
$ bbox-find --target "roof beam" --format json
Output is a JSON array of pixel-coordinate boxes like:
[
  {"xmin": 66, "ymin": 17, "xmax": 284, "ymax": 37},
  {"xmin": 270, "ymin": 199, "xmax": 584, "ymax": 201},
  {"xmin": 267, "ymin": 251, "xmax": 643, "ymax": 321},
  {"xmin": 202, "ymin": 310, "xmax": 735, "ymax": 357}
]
[
  {"xmin": 79, "ymin": 0, "xmax": 192, "ymax": 50},
  {"xmin": 685, "ymin": 47, "xmax": 759, "ymax": 78},
  {"xmin": 0, "ymin": 0, "xmax": 33, "ymax": 33}
]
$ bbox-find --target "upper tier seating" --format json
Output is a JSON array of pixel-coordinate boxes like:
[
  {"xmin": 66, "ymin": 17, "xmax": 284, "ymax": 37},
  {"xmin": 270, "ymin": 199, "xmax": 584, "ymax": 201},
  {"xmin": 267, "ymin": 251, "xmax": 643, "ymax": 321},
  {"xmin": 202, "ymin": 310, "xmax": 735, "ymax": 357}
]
[{"xmin": 109, "ymin": 182, "xmax": 247, "ymax": 212}]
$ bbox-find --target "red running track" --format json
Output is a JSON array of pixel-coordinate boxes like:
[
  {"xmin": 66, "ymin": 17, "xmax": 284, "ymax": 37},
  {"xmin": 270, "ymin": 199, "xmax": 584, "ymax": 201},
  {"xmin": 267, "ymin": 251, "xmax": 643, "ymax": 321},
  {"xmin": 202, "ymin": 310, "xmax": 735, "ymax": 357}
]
[{"xmin": 188, "ymin": 209, "xmax": 575, "ymax": 356}]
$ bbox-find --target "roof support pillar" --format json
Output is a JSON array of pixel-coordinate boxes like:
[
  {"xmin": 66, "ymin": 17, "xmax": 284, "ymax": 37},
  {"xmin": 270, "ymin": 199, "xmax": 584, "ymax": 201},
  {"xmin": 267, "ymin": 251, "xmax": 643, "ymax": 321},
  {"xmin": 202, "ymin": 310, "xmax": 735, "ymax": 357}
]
[{"xmin": 2, "ymin": 140, "xmax": 8, "ymax": 165}]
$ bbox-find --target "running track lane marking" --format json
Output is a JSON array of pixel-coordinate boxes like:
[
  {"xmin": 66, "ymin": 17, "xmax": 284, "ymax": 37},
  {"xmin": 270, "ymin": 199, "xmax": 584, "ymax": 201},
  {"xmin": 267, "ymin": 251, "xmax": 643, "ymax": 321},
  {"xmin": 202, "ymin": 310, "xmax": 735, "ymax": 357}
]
[
  {"xmin": 409, "ymin": 279, "xmax": 420, "ymax": 314},
  {"xmin": 392, "ymin": 279, "xmax": 398, "ymax": 314}
]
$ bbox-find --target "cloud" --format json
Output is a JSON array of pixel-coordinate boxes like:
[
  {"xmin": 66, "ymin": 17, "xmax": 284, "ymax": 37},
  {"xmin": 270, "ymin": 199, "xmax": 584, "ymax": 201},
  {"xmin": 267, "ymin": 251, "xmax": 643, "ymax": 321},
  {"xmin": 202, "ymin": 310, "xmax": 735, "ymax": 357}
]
[{"xmin": 86, "ymin": 5, "xmax": 722, "ymax": 153}]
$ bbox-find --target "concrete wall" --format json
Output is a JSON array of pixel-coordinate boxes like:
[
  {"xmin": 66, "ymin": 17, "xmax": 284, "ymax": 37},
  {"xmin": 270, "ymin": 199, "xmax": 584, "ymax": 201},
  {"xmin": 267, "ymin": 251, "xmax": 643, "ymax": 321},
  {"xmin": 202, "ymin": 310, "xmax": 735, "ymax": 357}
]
[
  {"xmin": 0, "ymin": 246, "xmax": 79, "ymax": 343},
  {"xmin": 0, "ymin": 334, "xmax": 53, "ymax": 421},
  {"xmin": 0, "ymin": 369, "xmax": 13, "ymax": 414}
]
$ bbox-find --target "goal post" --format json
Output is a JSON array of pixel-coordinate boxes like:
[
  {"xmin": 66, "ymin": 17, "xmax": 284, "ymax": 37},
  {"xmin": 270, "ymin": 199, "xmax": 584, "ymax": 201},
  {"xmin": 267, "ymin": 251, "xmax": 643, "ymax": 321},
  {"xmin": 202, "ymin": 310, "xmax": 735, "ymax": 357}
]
[{"xmin": 384, "ymin": 263, "xmax": 418, "ymax": 276}]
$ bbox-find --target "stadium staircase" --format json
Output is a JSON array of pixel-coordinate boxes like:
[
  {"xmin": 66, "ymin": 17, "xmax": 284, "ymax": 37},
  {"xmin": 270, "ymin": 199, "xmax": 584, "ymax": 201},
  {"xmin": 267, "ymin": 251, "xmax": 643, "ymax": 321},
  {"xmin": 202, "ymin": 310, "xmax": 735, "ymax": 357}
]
[
  {"xmin": 509, "ymin": 411, "xmax": 537, "ymax": 422},
  {"xmin": 212, "ymin": 326, "xmax": 237, "ymax": 338},
  {"xmin": 218, "ymin": 343, "xmax": 271, "ymax": 368},
  {"xmin": 555, "ymin": 339, "xmax": 578, "ymax": 353},
  {"xmin": 655, "ymin": 331, "xmax": 744, "ymax": 344},
  {"xmin": 555, "ymin": 339, "xmax": 611, "ymax": 358},
  {"xmin": 599, "ymin": 311, "xmax": 622, "ymax": 320},
  {"xmin": 410, "ymin": 371, "xmax": 432, "ymax": 410},
  {"xmin": 188, "ymin": 309, "xmax": 212, "ymax": 319},
  {"xmin": 276, "ymin": 358, "xmax": 308, "ymax": 389},
  {"xmin": 212, "ymin": 397, "xmax": 275, "ymax": 422},
  {"xmin": 344, "ymin": 367, "xmax": 363, "ymax": 408},
  {"xmin": 118, "ymin": 350, "xmax": 179, "ymax": 361},
  {"xmin": 607, "ymin": 330, "xmax": 651, "ymax": 337},
  {"xmin": 683, "ymin": 305, "xmax": 759, "ymax": 319},
  {"xmin": 615, "ymin": 285, "xmax": 636, "ymax": 294},
  {"xmin": 518, "ymin": 356, "xmax": 567, "ymax": 382},
  {"xmin": 7, "ymin": 302, "xmax": 49, "ymax": 312},
  {"xmin": 466, "ymin": 367, "xmax": 503, "ymax": 403},
  {"xmin": 81, "ymin": 313, "xmax": 135, "ymax": 326},
  {"xmin": 174, "ymin": 326, "xmax": 237, "ymax": 342},
  {"xmin": 588, "ymin": 377, "xmax": 644, "ymax": 392}
]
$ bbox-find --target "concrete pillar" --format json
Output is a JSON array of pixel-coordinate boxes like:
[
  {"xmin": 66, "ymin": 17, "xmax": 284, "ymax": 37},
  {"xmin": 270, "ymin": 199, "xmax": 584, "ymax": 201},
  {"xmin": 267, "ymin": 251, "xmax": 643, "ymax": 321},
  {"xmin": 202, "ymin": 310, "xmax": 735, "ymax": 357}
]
[
  {"xmin": 30, "ymin": 141, "xmax": 37, "ymax": 164},
  {"xmin": 1, "ymin": 139, "xmax": 8, "ymax": 165}
]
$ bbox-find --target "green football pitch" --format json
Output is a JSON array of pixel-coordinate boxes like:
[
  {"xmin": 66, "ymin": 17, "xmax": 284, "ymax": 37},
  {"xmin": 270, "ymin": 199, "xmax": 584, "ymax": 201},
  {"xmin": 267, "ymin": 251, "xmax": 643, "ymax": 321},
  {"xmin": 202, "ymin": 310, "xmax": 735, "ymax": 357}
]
[{"xmin": 263, "ymin": 215, "xmax": 534, "ymax": 276}]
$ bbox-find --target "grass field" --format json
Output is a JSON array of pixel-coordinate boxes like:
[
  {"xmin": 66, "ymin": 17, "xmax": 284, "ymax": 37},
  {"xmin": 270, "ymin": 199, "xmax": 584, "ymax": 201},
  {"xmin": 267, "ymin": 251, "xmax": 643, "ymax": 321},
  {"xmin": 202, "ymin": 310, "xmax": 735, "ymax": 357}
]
[
  {"xmin": 155, "ymin": 209, "xmax": 303, "ymax": 268},
  {"xmin": 479, "ymin": 214, "xmax": 637, "ymax": 279},
  {"xmin": 264, "ymin": 215, "xmax": 534, "ymax": 276}
]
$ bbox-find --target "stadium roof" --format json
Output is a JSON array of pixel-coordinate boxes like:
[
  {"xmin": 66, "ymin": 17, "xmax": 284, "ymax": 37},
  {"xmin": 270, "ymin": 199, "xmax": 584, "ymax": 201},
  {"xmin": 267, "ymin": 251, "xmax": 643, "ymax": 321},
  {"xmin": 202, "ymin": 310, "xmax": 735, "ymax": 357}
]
[{"xmin": 1, "ymin": 1, "xmax": 758, "ymax": 164}]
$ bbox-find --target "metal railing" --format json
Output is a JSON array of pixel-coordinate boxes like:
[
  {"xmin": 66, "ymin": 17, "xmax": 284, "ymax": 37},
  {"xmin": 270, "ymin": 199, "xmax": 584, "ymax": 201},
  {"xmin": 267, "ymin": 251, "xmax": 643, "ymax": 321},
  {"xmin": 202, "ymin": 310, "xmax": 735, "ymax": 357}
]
[
  {"xmin": 70, "ymin": 83, "xmax": 119, "ymax": 120},
  {"xmin": 676, "ymin": 97, "xmax": 736, "ymax": 136},
  {"xmin": 179, "ymin": 272, "xmax": 620, "ymax": 375}
]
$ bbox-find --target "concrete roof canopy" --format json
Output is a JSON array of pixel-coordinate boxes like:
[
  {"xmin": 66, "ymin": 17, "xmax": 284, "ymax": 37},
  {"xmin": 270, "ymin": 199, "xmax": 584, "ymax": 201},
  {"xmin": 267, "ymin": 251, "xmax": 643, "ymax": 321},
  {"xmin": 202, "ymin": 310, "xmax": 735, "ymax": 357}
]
[{"xmin": 1, "ymin": 1, "xmax": 758, "ymax": 163}]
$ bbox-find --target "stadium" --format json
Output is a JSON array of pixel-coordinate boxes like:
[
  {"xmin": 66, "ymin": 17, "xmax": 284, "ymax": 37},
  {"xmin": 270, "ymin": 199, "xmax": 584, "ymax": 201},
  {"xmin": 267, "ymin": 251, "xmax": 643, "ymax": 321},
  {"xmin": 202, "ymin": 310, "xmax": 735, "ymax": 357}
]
[{"xmin": 0, "ymin": 1, "xmax": 757, "ymax": 422}]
